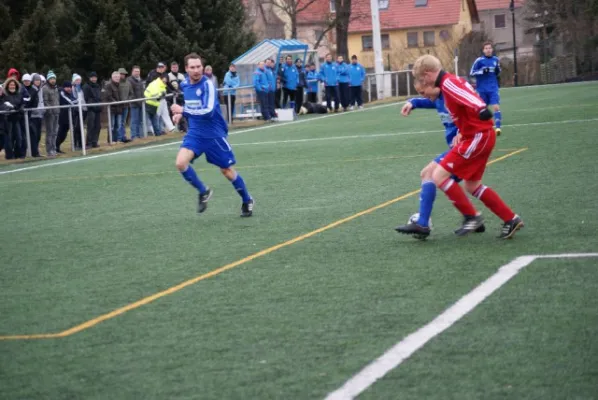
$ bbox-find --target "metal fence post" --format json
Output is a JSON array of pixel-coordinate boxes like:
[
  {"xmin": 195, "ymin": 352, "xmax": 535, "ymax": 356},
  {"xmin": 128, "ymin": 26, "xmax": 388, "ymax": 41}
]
[
  {"xmin": 107, "ymin": 106, "xmax": 113, "ymax": 144},
  {"xmin": 24, "ymin": 111, "xmax": 32, "ymax": 158},
  {"xmin": 77, "ymin": 101, "xmax": 86, "ymax": 156},
  {"xmin": 367, "ymin": 76, "xmax": 372, "ymax": 103},
  {"xmin": 395, "ymin": 72, "xmax": 399, "ymax": 98},
  {"xmin": 407, "ymin": 72, "xmax": 411, "ymax": 97},
  {"xmin": 68, "ymin": 108, "xmax": 75, "ymax": 152},
  {"xmin": 227, "ymin": 92, "xmax": 232, "ymax": 124},
  {"xmin": 141, "ymin": 101, "xmax": 148, "ymax": 138},
  {"xmin": 250, "ymin": 90, "xmax": 255, "ymax": 121}
]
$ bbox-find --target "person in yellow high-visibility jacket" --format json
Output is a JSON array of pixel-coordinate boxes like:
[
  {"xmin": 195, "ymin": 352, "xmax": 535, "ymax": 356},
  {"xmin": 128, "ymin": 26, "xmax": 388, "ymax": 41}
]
[{"xmin": 144, "ymin": 73, "xmax": 174, "ymax": 134}]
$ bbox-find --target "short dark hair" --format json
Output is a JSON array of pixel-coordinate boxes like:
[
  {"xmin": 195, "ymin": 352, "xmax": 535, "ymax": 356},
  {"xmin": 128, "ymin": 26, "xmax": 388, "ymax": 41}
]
[
  {"xmin": 184, "ymin": 53, "xmax": 203, "ymax": 67},
  {"xmin": 171, "ymin": 61, "xmax": 178, "ymax": 66},
  {"xmin": 132, "ymin": 65, "xmax": 140, "ymax": 71},
  {"xmin": 351, "ymin": 55, "xmax": 357, "ymax": 60},
  {"xmin": 286, "ymin": 55, "xmax": 292, "ymax": 60},
  {"xmin": 483, "ymin": 41, "xmax": 493, "ymax": 48}
]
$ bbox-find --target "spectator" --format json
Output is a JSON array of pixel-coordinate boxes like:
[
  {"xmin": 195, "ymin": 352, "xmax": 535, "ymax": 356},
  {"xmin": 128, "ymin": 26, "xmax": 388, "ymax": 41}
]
[
  {"xmin": 319, "ymin": 53, "xmax": 340, "ymax": 112},
  {"xmin": 281, "ymin": 55, "xmax": 298, "ymax": 108},
  {"xmin": 1, "ymin": 77, "xmax": 25, "ymax": 159},
  {"xmin": 349, "ymin": 55, "xmax": 366, "ymax": 110},
  {"xmin": 83, "ymin": 72, "xmax": 102, "ymax": 148},
  {"xmin": 105, "ymin": 71, "xmax": 126, "ymax": 143},
  {"xmin": 336, "ymin": 55, "xmax": 350, "ymax": 111},
  {"xmin": 265, "ymin": 58, "xmax": 277, "ymax": 120},
  {"xmin": 276, "ymin": 56, "xmax": 284, "ymax": 108},
  {"xmin": 204, "ymin": 65, "xmax": 218, "ymax": 91},
  {"xmin": 144, "ymin": 72, "xmax": 169, "ymax": 136},
  {"xmin": 117, "ymin": 68, "xmax": 133, "ymax": 143},
  {"xmin": 294, "ymin": 58, "xmax": 306, "ymax": 114},
  {"xmin": 147, "ymin": 62, "xmax": 166, "ymax": 84},
  {"xmin": 253, "ymin": 61, "xmax": 270, "ymax": 121},
  {"xmin": 0, "ymin": 85, "xmax": 5, "ymax": 156},
  {"xmin": 306, "ymin": 63, "xmax": 319, "ymax": 103},
  {"xmin": 222, "ymin": 63, "xmax": 240, "ymax": 122},
  {"xmin": 43, "ymin": 70, "xmax": 60, "ymax": 157},
  {"xmin": 168, "ymin": 61, "xmax": 184, "ymax": 83},
  {"xmin": 72, "ymin": 73, "xmax": 87, "ymax": 150},
  {"xmin": 28, "ymin": 74, "xmax": 45, "ymax": 157},
  {"xmin": 56, "ymin": 81, "xmax": 78, "ymax": 153},
  {"xmin": 127, "ymin": 66, "xmax": 145, "ymax": 140}
]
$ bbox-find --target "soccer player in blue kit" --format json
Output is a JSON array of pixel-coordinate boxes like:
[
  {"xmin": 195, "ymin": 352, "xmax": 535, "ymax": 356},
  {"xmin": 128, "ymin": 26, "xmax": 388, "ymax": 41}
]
[
  {"xmin": 470, "ymin": 42, "xmax": 502, "ymax": 135},
  {"xmin": 171, "ymin": 53, "xmax": 254, "ymax": 217},
  {"xmin": 395, "ymin": 81, "xmax": 485, "ymax": 239}
]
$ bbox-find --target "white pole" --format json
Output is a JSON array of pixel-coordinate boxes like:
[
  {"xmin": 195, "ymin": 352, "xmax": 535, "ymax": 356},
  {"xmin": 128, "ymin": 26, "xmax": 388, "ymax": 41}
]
[
  {"xmin": 24, "ymin": 111, "xmax": 32, "ymax": 158},
  {"xmin": 454, "ymin": 55, "xmax": 459, "ymax": 76},
  {"xmin": 77, "ymin": 101, "xmax": 86, "ymax": 155},
  {"xmin": 370, "ymin": 0, "xmax": 385, "ymax": 100}
]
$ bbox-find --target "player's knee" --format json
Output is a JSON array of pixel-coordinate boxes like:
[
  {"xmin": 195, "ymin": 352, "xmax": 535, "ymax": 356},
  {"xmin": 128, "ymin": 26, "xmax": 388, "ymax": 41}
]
[
  {"xmin": 493, "ymin": 104, "xmax": 500, "ymax": 112},
  {"xmin": 175, "ymin": 159, "xmax": 188, "ymax": 172},
  {"xmin": 432, "ymin": 166, "xmax": 449, "ymax": 186},
  {"xmin": 464, "ymin": 181, "xmax": 479, "ymax": 194},
  {"xmin": 220, "ymin": 167, "xmax": 236, "ymax": 180},
  {"xmin": 420, "ymin": 166, "xmax": 433, "ymax": 181}
]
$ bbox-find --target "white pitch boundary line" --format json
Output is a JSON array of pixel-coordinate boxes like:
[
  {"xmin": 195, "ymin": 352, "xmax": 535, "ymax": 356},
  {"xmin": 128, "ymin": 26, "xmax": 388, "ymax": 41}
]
[
  {"xmin": 325, "ymin": 252, "xmax": 598, "ymax": 400},
  {"xmin": 136, "ymin": 117, "xmax": 598, "ymax": 151},
  {"xmin": 0, "ymin": 101, "xmax": 403, "ymax": 176}
]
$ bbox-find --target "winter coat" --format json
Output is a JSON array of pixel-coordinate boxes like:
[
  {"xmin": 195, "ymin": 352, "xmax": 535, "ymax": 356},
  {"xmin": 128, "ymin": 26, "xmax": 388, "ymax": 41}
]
[
  {"xmin": 30, "ymin": 85, "xmax": 45, "ymax": 119},
  {"xmin": 26, "ymin": 85, "xmax": 40, "ymax": 118},
  {"xmin": 104, "ymin": 81, "xmax": 123, "ymax": 115},
  {"xmin": 146, "ymin": 69, "xmax": 161, "ymax": 84},
  {"xmin": 59, "ymin": 89, "xmax": 78, "ymax": 124},
  {"xmin": 118, "ymin": 77, "xmax": 133, "ymax": 107},
  {"xmin": 144, "ymin": 78, "xmax": 167, "ymax": 108},
  {"xmin": 83, "ymin": 81, "xmax": 102, "ymax": 113},
  {"xmin": 42, "ymin": 83, "xmax": 60, "ymax": 116},
  {"xmin": 222, "ymin": 71, "xmax": 240, "ymax": 96},
  {"xmin": 74, "ymin": 85, "xmax": 87, "ymax": 111},
  {"xmin": 127, "ymin": 76, "xmax": 145, "ymax": 108},
  {"xmin": 2, "ymin": 78, "xmax": 25, "ymax": 122}
]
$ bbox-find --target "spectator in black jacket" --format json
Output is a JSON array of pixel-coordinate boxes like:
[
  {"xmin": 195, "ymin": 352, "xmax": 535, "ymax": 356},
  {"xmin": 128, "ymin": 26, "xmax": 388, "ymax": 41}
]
[
  {"xmin": 1, "ymin": 78, "xmax": 25, "ymax": 159},
  {"xmin": 83, "ymin": 72, "xmax": 102, "ymax": 148},
  {"xmin": 146, "ymin": 62, "xmax": 166, "ymax": 85},
  {"xmin": 127, "ymin": 66, "xmax": 145, "ymax": 139},
  {"xmin": 56, "ymin": 82, "xmax": 78, "ymax": 153},
  {"xmin": 26, "ymin": 74, "xmax": 44, "ymax": 157},
  {"xmin": 294, "ymin": 58, "xmax": 306, "ymax": 114}
]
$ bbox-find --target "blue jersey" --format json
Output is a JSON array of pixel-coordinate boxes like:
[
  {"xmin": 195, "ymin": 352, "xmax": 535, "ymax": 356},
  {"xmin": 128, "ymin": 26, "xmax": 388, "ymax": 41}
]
[
  {"xmin": 281, "ymin": 64, "xmax": 298, "ymax": 90},
  {"xmin": 181, "ymin": 75, "xmax": 228, "ymax": 139},
  {"xmin": 409, "ymin": 93, "xmax": 458, "ymax": 146},
  {"xmin": 470, "ymin": 56, "xmax": 500, "ymax": 92},
  {"xmin": 319, "ymin": 61, "xmax": 338, "ymax": 86},
  {"xmin": 265, "ymin": 66, "xmax": 276, "ymax": 93},
  {"xmin": 336, "ymin": 62, "xmax": 350, "ymax": 84},
  {"xmin": 349, "ymin": 63, "xmax": 366, "ymax": 87}
]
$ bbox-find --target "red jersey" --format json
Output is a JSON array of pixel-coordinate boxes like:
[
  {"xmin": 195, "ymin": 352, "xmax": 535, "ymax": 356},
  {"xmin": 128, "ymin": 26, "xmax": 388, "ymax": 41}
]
[{"xmin": 436, "ymin": 71, "xmax": 493, "ymax": 138}]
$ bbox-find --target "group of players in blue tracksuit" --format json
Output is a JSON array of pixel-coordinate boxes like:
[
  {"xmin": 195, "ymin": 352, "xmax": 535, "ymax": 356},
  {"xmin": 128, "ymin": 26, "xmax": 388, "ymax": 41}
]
[
  {"xmin": 396, "ymin": 42, "xmax": 503, "ymax": 239},
  {"xmin": 253, "ymin": 53, "xmax": 367, "ymax": 121}
]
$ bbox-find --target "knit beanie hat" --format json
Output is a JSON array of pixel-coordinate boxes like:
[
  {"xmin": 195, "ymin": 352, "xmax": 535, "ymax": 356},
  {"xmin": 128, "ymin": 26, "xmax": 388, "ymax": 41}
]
[
  {"xmin": 31, "ymin": 74, "xmax": 42, "ymax": 83},
  {"xmin": 22, "ymin": 73, "xmax": 32, "ymax": 82},
  {"xmin": 47, "ymin": 70, "xmax": 57, "ymax": 80},
  {"xmin": 72, "ymin": 73, "xmax": 82, "ymax": 83}
]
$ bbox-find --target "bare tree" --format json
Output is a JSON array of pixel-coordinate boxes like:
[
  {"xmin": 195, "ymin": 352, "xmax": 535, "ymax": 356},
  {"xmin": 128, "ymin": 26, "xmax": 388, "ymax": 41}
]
[
  {"xmin": 334, "ymin": 0, "xmax": 352, "ymax": 58},
  {"xmin": 259, "ymin": 0, "xmax": 321, "ymax": 39}
]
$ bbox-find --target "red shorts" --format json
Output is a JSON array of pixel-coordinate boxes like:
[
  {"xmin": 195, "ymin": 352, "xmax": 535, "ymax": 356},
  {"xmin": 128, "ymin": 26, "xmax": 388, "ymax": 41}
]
[{"xmin": 439, "ymin": 130, "xmax": 496, "ymax": 181}]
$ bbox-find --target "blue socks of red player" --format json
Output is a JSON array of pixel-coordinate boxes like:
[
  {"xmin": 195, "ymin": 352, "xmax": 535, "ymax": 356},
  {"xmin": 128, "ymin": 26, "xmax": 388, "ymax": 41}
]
[
  {"xmin": 494, "ymin": 110, "xmax": 502, "ymax": 128},
  {"xmin": 439, "ymin": 178, "xmax": 478, "ymax": 216},
  {"xmin": 181, "ymin": 165, "xmax": 208, "ymax": 194},
  {"xmin": 231, "ymin": 174, "xmax": 252, "ymax": 203},
  {"xmin": 417, "ymin": 180, "xmax": 436, "ymax": 227},
  {"xmin": 473, "ymin": 185, "xmax": 515, "ymax": 222}
]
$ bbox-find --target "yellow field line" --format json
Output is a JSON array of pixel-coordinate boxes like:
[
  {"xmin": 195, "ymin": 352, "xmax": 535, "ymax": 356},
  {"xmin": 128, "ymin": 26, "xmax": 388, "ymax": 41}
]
[
  {"xmin": 0, "ymin": 147, "xmax": 528, "ymax": 341},
  {"xmin": 0, "ymin": 149, "xmax": 521, "ymax": 186}
]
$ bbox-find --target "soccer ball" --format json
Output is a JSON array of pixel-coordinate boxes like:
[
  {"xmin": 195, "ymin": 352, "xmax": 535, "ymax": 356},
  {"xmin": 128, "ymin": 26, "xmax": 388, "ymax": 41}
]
[{"xmin": 408, "ymin": 213, "xmax": 432, "ymax": 229}]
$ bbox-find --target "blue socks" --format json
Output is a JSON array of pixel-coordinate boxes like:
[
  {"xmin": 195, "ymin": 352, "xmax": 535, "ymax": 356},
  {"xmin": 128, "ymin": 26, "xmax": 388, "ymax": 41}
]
[
  {"xmin": 181, "ymin": 166, "xmax": 207, "ymax": 194},
  {"xmin": 231, "ymin": 174, "xmax": 252, "ymax": 203},
  {"xmin": 417, "ymin": 180, "xmax": 436, "ymax": 227},
  {"xmin": 494, "ymin": 110, "xmax": 502, "ymax": 128}
]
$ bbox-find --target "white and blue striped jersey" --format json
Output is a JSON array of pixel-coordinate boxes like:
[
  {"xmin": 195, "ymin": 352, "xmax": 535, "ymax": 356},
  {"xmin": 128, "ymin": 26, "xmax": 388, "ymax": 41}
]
[{"xmin": 181, "ymin": 75, "xmax": 228, "ymax": 139}]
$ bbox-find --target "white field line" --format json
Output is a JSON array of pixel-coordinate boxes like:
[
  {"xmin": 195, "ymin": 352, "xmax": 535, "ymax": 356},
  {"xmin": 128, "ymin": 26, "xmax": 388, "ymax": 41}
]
[
  {"xmin": 0, "ymin": 101, "xmax": 403, "ymax": 176},
  {"xmin": 325, "ymin": 252, "xmax": 598, "ymax": 400},
  {"xmin": 135, "ymin": 117, "xmax": 598, "ymax": 151}
]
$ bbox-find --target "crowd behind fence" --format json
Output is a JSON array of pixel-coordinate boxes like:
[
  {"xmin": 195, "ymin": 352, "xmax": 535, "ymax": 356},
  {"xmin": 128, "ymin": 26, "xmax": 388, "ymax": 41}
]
[{"xmin": 0, "ymin": 70, "xmax": 420, "ymax": 159}]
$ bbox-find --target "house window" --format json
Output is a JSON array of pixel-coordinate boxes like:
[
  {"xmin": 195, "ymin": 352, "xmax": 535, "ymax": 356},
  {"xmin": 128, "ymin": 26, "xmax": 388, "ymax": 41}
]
[
  {"xmin": 362, "ymin": 35, "xmax": 373, "ymax": 50},
  {"xmin": 330, "ymin": 0, "xmax": 336, "ymax": 12},
  {"xmin": 379, "ymin": 0, "xmax": 389, "ymax": 9},
  {"xmin": 494, "ymin": 14, "xmax": 506, "ymax": 28},
  {"xmin": 407, "ymin": 32, "xmax": 418, "ymax": 48},
  {"xmin": 439, "ymin": 29, "xmax": 451, "ymax": 41},
  {"xmin": 361, "ymin": 34, "xmax": 390, "ymax": 50},
  {"xmin": 415, "ymin": 0, "xmax": 428, "ymax": 6},
  {"xmin": 423, "ymin": 31, "xmax": 435, "ymax": 46}
]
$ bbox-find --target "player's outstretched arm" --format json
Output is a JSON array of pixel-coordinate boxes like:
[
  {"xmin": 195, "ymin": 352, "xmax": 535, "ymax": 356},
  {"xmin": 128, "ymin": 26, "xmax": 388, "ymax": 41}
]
[{"xmin": 469, "ymin": 58, "xmax": 484, "ymax": 76}]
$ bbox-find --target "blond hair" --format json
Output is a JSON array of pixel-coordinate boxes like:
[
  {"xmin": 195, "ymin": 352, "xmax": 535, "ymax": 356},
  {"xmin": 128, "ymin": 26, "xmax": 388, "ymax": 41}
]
[{"xmin": 412, "ymin": 55, "xmax": 442, "ymax": 79}]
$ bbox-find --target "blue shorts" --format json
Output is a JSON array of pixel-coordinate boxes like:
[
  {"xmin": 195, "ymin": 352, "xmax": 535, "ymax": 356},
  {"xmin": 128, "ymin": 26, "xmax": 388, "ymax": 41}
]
[
  {"xmin": 434, "ymin": 150, "xmax": 461, "ymax": 182},
  {"xmin": 477, "ymin": 90, "xmax": 500, "ymax": 106},
  {"xmin": 181, "ymin": 137, "xmax": 237, "ymax": 169}
]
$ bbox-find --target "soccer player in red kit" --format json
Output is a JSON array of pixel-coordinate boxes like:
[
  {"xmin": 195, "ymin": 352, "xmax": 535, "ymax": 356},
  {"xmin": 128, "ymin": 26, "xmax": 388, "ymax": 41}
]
[{"xmin": 412, "ymin": 55, "xmax": 523, "ymax": 239}]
